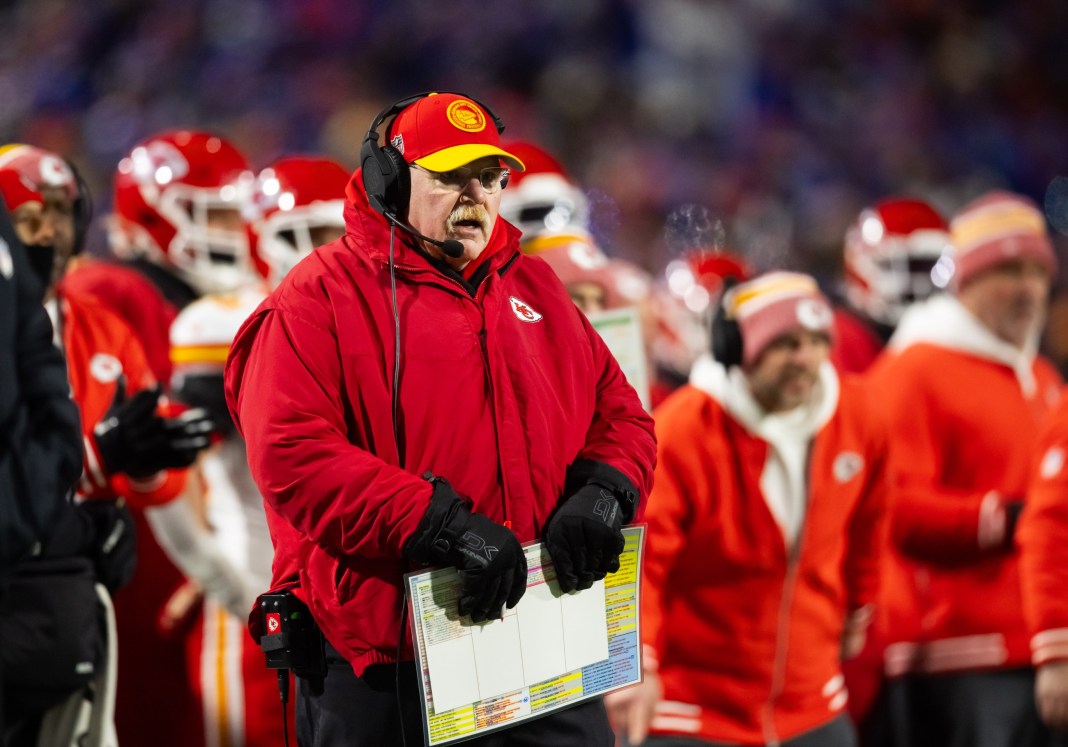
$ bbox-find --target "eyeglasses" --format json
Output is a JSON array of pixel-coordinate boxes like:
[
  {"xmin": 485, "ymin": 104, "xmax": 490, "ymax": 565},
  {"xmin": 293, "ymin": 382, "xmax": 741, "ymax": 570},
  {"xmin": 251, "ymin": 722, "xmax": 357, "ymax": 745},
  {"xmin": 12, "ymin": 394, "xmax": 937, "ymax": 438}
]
[{"xmin": 412, "ymin": 164, "xmax": 511, "ymax": 194}]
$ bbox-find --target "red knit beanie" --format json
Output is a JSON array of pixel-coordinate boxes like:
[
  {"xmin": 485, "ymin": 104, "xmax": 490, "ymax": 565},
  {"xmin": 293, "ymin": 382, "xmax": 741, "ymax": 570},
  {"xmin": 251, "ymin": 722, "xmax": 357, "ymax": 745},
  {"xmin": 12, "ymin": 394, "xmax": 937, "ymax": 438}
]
[
  {"xmin": 949, "ymin": 191, "xmax": 1057, "ymax": 289},
  {"xmin": 723, "ymin": 271, "xmax": 835, "ymax": 366}
]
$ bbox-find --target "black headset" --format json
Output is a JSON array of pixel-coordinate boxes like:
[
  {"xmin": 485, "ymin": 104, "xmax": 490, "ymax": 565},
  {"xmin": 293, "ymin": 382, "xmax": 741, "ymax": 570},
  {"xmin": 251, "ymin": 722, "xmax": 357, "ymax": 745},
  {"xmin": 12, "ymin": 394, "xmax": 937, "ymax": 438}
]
[
  {"xmin": 68, "ymin": 159, "xmax": 92, "ymax": 256},
  {"xmin": 711, "ymin": 277, "xmax": 744, "ymax": 368},
  {"xmin": 359, "ymin": 91, "xmax": 506, "ymax": 219}
]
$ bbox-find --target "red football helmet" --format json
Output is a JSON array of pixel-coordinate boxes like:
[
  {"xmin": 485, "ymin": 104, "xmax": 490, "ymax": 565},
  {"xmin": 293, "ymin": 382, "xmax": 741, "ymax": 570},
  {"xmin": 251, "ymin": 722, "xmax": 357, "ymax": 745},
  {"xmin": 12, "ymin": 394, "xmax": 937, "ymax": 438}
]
[
  {"xmin": 498, "ymin": 141, "xmax": 588, "ymax": 239},
  {"xmin": 844, "ymin": 197, "xmax": 950, "ymax": 326},
  {"xmin": 664, "ymin": 247, "xmax": 752, "ymax": 316},
  {"xmin": 249, "ymin": 156, "xmax": 349, "ymax": 288},
  {"xmin": 110, "ymin": 130, "xmax": 256, "ymax": 295}
]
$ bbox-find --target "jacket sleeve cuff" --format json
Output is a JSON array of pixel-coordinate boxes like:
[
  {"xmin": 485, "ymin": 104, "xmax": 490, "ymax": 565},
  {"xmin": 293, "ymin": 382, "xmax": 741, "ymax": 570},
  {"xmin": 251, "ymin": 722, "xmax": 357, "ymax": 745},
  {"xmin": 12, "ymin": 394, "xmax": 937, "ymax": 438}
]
[
  {"xmin": 977, "ymin": 491, "xmax": 1007, "ymax": 550},
  {"xmin": 565, "ymin": 458, "xmax": 640, "ymax": 524},
  {"xmin": 642, "ymin": 643, "xmax": 659, "ymax": 674},
  {"xmin": 1032, "ymin": 628, "xmax": 1068, "ymax": 665},
  {"xmin": 845, "ymin": 604, "xmax": 875, "ymax": 634}
]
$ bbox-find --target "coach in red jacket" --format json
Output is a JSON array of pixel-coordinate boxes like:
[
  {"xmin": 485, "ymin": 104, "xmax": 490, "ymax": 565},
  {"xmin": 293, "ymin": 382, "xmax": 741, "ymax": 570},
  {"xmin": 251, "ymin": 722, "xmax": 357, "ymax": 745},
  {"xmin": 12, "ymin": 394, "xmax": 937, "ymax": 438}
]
[
  {"xmin": 224, "ymin": 92, "xmax": 656, "ymax": 747},
  {"xmin": 870, "ymin": 192, "xmax": 1063, "ymax": 747},
  {"xmin": 607, "ymin": 272, "xmax": 887, "ymax": 747}
]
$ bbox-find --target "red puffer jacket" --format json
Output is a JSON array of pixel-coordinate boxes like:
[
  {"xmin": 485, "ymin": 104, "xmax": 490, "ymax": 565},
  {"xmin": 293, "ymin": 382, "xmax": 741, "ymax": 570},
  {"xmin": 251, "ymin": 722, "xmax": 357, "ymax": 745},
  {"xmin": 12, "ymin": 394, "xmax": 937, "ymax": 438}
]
[{"xmin": 225, "ymin": 172, "xmax": 656, "ymax": 676}]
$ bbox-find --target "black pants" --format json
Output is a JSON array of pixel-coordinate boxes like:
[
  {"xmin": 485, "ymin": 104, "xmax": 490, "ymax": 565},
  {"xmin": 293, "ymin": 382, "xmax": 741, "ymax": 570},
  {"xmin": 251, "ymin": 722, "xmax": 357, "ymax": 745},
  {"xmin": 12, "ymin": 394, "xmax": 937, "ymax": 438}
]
[
  {"xmin": 883, "ymin": 670, "xmax": 1068, "ymax": 747},
  {"xmin": 296, "ymin": 645, "xmax": 615, "ymax": 746},
  {"xmin": 639, "ymin": 713, "xmax": 855, "ymax": 747}
]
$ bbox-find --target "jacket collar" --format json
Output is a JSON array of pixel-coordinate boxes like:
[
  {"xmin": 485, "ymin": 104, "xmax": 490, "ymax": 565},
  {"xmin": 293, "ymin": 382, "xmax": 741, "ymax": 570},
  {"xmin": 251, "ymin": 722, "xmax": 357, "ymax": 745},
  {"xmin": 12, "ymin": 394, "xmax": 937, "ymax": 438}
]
[
  {"xmin": 888, "ymin": 293, "xmax": 1040, "ymax": 395},
  {"xmin": 688, "ymin": 353, "xmax": 839, "ymax": 442}
]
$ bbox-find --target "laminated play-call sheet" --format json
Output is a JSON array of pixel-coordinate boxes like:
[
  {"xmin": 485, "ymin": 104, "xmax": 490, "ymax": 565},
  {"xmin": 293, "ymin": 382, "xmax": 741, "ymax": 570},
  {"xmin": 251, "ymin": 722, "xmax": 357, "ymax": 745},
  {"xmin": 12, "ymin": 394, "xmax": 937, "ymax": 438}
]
[{"xmin": 405, "ymin": 525, "xmax": 645, "ymax": 746}]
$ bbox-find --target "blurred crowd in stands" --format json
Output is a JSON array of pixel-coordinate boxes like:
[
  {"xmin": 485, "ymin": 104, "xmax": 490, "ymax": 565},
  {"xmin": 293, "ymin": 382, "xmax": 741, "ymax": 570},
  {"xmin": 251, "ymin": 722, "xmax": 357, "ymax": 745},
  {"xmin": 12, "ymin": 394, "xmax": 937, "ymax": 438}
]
[
  {"xmin": 4, "ymin": 0, "xmax": 1067, "ymax": 280},
  {"xmin": 4, "ymin": 2, "xmax": 1068, "ymax": 745}
]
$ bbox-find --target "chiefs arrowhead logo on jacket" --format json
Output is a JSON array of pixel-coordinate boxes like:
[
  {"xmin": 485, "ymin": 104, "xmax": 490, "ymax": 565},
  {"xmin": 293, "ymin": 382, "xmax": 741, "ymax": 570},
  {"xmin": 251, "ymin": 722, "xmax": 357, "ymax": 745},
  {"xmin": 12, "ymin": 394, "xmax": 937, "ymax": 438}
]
[
  {"xmin": 509, "ymin": 296, "xmax": 543, "ymax": 323},
  {"xmin": 833, "ymin": 451, "xmax": 864, "ymax": 483}
]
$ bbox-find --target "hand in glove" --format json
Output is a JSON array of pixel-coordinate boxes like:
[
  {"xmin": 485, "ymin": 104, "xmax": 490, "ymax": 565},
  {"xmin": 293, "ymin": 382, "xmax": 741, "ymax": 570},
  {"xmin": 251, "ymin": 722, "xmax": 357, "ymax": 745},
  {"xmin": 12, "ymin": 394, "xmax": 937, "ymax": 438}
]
[
  {"xmin": 93, "ymin": 378, "xmax": 213, "ymax": 478},
  {"xmin": 405, "ymin": 474, "xmax": 527, "ymax": 623},
  {"xmin": 545, "ymin": 482, "xmax": 625, "ymax": 593},
  {"xmin": 1003, "ymin": 498, "xmax": 1025, "ymax": 548},
  {"xmin": 79, "ymin": 498, "xmax": 137, "ymax": 592}
]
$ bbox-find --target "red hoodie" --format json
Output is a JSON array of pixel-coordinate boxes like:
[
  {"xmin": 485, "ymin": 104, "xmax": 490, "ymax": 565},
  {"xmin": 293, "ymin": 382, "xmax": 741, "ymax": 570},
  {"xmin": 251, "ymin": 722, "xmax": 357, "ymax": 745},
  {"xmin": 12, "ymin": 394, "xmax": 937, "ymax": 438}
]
[{"xmin": 225, "ymin": 172, "xmax": 656, "ymax": 675}]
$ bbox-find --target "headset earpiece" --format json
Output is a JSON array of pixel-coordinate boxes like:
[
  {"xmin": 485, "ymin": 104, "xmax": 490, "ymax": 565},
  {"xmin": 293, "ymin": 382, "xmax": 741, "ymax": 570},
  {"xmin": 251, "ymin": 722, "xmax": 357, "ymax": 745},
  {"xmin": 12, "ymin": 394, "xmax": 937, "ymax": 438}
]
[
  {"xmin": 66, "ymin": 159, "xmax": 92, "ymax": 256},
  {"xmin": 360, "ymin": 92, "xmax": 507, "ymax": 220},
  {"xmin": 711, "ymin": 278, "xmax": 744, "ymax": 368},
  {"xmin": 360, "ymin": 135, "xmax": 410, "ymax": 217}
]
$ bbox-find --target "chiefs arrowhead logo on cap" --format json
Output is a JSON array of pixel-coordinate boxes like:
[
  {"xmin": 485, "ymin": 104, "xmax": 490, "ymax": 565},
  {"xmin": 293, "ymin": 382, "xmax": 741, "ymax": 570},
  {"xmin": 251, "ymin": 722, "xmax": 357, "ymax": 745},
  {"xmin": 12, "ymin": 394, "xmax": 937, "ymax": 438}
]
[
  {"xmin": 797, "ymin": 298, "xmax": 833, "ymax": 330},
  {"xmin": 446, "ymin": 100, "xmax": 487, "ymax": 133},
  {"xmin": 509, "ymin": 296, "xmax": 543, "ymax": 323}
]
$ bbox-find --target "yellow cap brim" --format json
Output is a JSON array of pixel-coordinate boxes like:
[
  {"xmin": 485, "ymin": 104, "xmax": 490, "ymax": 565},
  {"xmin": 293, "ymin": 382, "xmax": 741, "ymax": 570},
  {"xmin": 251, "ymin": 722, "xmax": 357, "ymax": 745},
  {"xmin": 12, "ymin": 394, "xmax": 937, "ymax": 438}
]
[{"xmin": 414, "ymin": 144, "xmax": 526, "ymax": 173}]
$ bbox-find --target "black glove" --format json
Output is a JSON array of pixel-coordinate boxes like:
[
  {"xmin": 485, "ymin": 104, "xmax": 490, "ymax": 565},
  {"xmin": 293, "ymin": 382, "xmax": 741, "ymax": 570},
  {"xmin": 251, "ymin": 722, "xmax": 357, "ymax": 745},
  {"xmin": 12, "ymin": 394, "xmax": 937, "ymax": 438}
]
[
  {"xmin": 1004, "ymin": 498, "xmax": 1025, "ymax": 548},
  {"xmin": 79, "ymin": 499, "xmax": 137, "ymax": 592},
  {"xmin": 404, "ymin": 474, "xmax": 527, "ymax": 623},
  {"xmin": 93, "ymin": 378, "xmax": 213, "ymax": 478},
  {"xmin": 545, "ymin": 482, "xmax": 625, "ymax": 593}
]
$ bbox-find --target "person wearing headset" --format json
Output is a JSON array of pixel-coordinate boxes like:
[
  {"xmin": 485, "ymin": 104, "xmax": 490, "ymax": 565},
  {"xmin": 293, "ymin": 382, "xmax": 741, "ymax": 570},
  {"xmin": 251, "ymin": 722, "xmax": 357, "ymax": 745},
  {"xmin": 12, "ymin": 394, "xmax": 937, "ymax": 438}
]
[
  {"xmin": 224, "ymin": 91, "xmax": 656, "ymax": 746},
  {"xmin": 606, "ymin": 272, "xmax": 886, "ymax": 747}
]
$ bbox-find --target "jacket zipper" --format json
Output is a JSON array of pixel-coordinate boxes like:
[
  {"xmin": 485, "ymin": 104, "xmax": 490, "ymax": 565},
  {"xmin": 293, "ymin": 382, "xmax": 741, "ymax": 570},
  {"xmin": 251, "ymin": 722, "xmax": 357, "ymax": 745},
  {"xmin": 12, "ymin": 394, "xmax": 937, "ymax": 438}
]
[
  {"xmin": 477, "ymin": 301, "xmax": 509, "ymax": 527},
  {"xmin": 390, "ymin": 255, "xmax": 514, "ymax": 525},
  {"xmin": 761, "ymin": 442, "xmax": 814, "ymax": 747}
]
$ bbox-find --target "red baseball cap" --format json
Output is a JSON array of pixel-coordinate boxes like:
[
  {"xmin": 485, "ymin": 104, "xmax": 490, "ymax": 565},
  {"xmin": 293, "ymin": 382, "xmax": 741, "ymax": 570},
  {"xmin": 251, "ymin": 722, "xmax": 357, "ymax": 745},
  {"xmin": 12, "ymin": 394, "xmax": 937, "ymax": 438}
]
[{"xmin": 387, "ymin": 93, "xmax": 526, "ymax": 173}]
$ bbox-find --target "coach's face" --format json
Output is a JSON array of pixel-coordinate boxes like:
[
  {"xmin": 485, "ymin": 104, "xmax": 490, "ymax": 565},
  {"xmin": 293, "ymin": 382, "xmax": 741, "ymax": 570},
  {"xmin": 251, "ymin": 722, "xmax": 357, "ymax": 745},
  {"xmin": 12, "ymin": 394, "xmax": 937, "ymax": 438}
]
[{"xmin": 407, "ymin": 156, "xmax": 504, "ymax": 270}]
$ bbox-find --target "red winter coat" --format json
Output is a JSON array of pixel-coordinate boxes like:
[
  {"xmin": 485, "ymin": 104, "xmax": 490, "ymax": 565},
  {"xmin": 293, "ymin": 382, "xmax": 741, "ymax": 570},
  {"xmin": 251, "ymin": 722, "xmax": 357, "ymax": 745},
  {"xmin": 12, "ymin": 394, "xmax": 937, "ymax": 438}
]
[
  {"xmin": 1019, "ymin": 391, "xmax": 1068, "ymax": 665},
  {"xmin": 869, "ymin": 295, "xmax": 1062, "ymax": 676},
  {"xmin": 643, "ymin": 360, "xmax": 887, "ymax": 744},
  {"xmin": 225, "ymin": 173, "xmax": 656, "ymax": 676}
]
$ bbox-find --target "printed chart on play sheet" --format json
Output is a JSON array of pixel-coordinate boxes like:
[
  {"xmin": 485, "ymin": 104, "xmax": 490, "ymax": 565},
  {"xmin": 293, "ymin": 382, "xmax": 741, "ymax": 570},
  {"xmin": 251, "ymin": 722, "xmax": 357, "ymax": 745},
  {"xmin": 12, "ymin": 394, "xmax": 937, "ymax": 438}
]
[{"xmin": 405, "ymin": 526, "xmax": 645, "ymax": 747}]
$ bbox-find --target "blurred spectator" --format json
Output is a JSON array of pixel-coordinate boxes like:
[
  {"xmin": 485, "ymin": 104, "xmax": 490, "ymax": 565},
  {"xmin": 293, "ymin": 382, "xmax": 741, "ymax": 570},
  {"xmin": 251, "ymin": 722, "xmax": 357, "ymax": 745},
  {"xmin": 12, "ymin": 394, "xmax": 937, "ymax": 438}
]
[
  {"xmin": 607, "ymin": 272, "xmax": 886, "ymax": 746},
  {"xmin": 869, "ymin": 191, "xmax": 1063, "ymax": 747},
  {"xmin": 0, "ymin": 1, "xmax": 1065, "ymax": 277}
]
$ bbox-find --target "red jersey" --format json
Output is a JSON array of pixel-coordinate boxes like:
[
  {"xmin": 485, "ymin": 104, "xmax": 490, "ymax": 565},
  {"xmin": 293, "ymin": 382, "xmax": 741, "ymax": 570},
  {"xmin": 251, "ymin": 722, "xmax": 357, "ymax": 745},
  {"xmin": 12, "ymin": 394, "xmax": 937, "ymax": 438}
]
[{"xmin": 56, "ymin": 290, "xmax": 187, "ymax": 506}]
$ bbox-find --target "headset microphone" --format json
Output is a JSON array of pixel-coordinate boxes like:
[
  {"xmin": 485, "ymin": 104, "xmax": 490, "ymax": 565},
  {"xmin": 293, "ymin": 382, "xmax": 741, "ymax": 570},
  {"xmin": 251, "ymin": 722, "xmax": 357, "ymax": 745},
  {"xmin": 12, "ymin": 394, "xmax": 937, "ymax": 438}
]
[
  {"xmin": 384, "ymin": 211, "xmax": 465, "ymax": 259},
  {"xmin": 362, "ymin": 92, "xmax": 508, "ymax": 264}
]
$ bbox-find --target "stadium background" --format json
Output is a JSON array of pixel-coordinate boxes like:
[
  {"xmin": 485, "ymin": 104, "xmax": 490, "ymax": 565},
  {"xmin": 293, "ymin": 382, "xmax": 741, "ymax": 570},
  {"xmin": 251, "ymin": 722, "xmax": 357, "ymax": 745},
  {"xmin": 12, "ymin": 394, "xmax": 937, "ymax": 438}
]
[{"xmin": 2, "ymin": 0, "xmax": 1067, "ymax": 294}]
